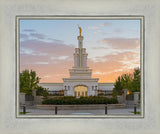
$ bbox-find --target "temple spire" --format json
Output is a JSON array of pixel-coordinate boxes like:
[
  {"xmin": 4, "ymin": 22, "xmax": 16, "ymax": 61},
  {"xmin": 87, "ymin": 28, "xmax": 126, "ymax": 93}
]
[
  {"xmin": 77, "ymin": 26, "xmax": 83, "ymax": 49},
  {"xmin": 77, "ymin": 26, "xmax": 84, "ymax": 67}
]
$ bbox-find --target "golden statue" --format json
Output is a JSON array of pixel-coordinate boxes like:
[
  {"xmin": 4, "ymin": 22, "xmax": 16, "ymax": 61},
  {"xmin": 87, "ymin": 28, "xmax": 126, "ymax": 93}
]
[{"xmin": 78, "ymin": 25, "xmax": 82, "ymax": 36}]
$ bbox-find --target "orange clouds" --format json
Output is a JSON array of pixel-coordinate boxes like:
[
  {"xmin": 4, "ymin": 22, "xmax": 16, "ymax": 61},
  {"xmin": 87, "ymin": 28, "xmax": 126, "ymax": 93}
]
[
  {"xmin": 20, "ymin": 34, "xmax": 140, "ymax": 83},
  {"xmin": 92, "ymin": 69, "xmax": 135, "ymax": 83},
  {"xmin": 87, "ymin": 51, "xmax": 140, "ymax": 82},
  {"xmin": 99, "ymin": 38, "xmax": 140, "ymax": 49}
]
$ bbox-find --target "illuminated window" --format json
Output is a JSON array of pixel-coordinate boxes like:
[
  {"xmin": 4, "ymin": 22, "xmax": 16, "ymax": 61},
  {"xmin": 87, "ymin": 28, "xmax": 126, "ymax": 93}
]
[
  {"xmin": 82, "ymin": 92, "xmax": 84, "ymax": 96},
  {"xmin": 74, "ymin": 86, "xmax": 87, "ymax": 97},
  {"xmin": 60, "ymin": 90, "xmax": 64, "ymax": 95},
  {"xmin": 98, "ymin": 90, "xmax": 101, "ymax": 94}
]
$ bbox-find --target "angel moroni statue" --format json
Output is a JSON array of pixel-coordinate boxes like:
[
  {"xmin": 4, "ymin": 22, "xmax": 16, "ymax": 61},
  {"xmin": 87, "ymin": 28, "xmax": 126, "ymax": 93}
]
[{"xmin": 78, "ymin": 25, "xmax": 82, "ymax": 36}]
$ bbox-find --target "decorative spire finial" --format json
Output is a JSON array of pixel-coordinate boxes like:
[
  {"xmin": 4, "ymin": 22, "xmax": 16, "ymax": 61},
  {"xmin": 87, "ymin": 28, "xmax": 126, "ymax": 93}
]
[{"xmin": 78, "ymin": 25, "xmax": 82, "ymax": 36}]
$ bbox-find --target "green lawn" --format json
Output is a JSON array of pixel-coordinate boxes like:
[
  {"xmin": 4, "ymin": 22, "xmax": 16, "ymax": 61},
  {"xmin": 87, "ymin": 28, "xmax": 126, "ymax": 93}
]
[
  {"xmin": 19, "ymin": 112, "xmax": 30, "ymax": 115},
  {"xmin": 130, "ymin": 111, "xmax": 141, "ymax": 114}
]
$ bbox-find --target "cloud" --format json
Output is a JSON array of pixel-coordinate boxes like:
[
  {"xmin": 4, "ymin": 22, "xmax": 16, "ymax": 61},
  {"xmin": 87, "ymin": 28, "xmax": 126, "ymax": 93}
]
[
  {"xmin": 20, "ymin": 47, "xmax": 140, "ymax": 83},
  {"xmin": 20, "ymin": 29, "xmax": 75, "ymax": 81},
  {"xmin": 20, "ymin": 38, "xmax": 75, "ymax": 82},
  {"xmin": 99, "ymin": 38, "xmax": 140, "ymax": 49},
  {"xmin": 47, "ymin": 38, "xmax": 64, "ymax": 44},
  {"xmin": 20, "ymin": 48, "xmax": 34, "ymax": 55},
  {"xmin": 93, "ymin": 51, "xmax": 139, "ymax": 63},
  {"xmin": 43, "ymin": 75, "xmax": 51, "ymax": 78},
  {"xmin": 35, "ymin": 62, "xmax": 49, "ymax": 65},
  {"xmin": 93, "ymin": 72, "xmax": 108, "ymax": 75},
  {"xmin": 20, "ymin": 29, "xmax": 140, "ymax": 83},
  {"xmin": 20, "ymin": 54, "xmax": 73, "ymax": 82},
  {"xmin": 93, "ymin": 30, "xmax": 101, "ymax": 34},
  {"xmin": 50, "ymin": 56, "xmax": 69, "ymax": 60},
  {"xmin": 114, "ymin": 29, "xmax": 123, "ymax": 33},
  {"xmin": 20, "ymin": 34, "xmax": 29, "ymax": 40},
  {"xmin": 92, "ymin": 46, "xmax": 109, "ymax": 50},
  {"xmin": 20, "ymin": 29, "xmax": 75, "ymax": 83},
  {"xmin": 23, "ymin": 29, "xmax": 36, "ymax": 32},
  {"xmin": 88, "ymin": 26, "xmax": 99, "ymax": 29},
  {"xmin": 89, "ymin": 51, "xmax": 139, "ymax": 71},
  {"xmin": 22, "ymin": 29, "xmax": 64, "ymax": 43},
  {"xmin": 100, "ymin": 22, "xmax": 112, "ymax": 27},
  {"xmin": 30, "ymin": 33, "xmax": 46, "ymax": 40},
  {"xmin": 21, "ymin": 39, "xmax": 74, "ymax": 57}
]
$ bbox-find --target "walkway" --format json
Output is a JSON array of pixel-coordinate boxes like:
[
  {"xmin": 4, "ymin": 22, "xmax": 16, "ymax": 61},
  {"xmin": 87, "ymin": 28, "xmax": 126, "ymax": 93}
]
[{"xmin": 20, "ymin": 108, "xmax": 140, "ymax": 115}]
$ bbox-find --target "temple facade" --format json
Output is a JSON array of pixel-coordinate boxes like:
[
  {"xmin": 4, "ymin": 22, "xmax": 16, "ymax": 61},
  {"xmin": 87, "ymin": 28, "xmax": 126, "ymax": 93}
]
[{"xmin": 39, "ymin": 28, "xmax": 114, "ymax": 97}]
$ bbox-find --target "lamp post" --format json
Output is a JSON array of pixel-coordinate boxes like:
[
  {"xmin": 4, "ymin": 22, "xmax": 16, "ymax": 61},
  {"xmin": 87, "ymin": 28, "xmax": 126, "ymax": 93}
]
[{"xmin": 134, "ymin": 104, "xmax": 137, "ymax": 114}]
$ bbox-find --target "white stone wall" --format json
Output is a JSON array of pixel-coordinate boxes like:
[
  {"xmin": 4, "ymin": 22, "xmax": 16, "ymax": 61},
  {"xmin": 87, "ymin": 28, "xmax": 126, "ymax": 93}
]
[
  {"xmin": 63, "ymin": 81, "xmax": 98, "ymax": 96},
  {"xmin": 39, "ymin": 82, "xmax": 114, "ymax": 96}
]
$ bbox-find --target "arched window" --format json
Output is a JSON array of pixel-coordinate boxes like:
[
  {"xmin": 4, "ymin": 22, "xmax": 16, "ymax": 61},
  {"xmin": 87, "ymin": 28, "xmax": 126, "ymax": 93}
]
[
  {"xmin": 78, "ymin": 91, "xmax": 80, "ymax": 97},
  {"xmin": 74, "ymin": 86, "xmax": 87, "ymax": 97},
  {"xmin": 82, "ymin": 92, "xmax": 84, "ymax": 96},
  {"xmin": 75, "ymin": 91, "xmax": 77, "ymax": 96}
]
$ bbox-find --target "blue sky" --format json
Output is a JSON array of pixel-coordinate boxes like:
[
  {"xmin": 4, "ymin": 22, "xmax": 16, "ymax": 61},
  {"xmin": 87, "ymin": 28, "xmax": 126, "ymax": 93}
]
[
  {"xmin": 20, "ymin": 19, "xmax": 140, "ymax": 82},
  {"xmin": 20, "ymin": 19, "xmax": 140, "ymax": 41}
]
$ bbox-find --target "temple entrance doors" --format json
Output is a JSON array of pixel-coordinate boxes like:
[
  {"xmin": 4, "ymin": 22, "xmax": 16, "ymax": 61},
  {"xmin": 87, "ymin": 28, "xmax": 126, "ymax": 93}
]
[{"xmin": 74, "ymin": 85, "xmax": 87, "ymax": 97}]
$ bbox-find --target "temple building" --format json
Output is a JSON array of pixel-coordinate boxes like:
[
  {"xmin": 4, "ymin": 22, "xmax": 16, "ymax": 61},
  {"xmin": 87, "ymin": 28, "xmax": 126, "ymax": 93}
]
[{"xmin": 39, "ymin": 27, "xmax": 114, "ymax": 97}]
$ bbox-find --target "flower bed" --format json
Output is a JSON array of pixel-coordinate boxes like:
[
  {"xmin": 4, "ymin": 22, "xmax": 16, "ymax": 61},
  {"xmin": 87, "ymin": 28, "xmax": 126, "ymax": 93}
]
[{"xmin": 42, "ymin": 96, "xmax": 118, "ymax": 105}]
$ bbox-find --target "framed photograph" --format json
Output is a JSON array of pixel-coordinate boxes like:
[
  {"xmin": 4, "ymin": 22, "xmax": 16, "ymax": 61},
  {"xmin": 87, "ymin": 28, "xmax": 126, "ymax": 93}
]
[
  {"xmin": 16, "ymin": 16, "xmax": 144, "ymax": 118},
  {"xmin": 0, "ymin": 0, "xmax": 160, "ymax": 134}
]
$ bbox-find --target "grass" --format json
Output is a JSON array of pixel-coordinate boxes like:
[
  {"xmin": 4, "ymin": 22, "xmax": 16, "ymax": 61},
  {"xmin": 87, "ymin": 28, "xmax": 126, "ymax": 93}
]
[
  {"xmin": 19, "ymin": 112, "xmax": 30, "ymax": 115},
  {"xmin": 130, "ymin": 111, "xmax": 141, "ymax": 114}
]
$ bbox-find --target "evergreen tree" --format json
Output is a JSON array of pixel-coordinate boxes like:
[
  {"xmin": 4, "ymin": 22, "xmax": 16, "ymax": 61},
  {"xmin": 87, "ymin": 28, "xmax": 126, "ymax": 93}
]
[
  {"xmin": 113, "ymin": 67, "xmax": 140, "ymax": 97},
  {"xmin": 113, "ymin": 76, "xmax": 123, "ymax": 96},
  {"xmin": 130, "ymin": 67, "xmax": 140, "ymax": 92},
  {"xmin": 120, "ymin": 73, "xmax": 133, "ymax": 90}
]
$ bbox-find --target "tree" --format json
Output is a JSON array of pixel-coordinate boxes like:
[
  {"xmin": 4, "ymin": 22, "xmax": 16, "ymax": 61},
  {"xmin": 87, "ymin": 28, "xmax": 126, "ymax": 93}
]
[
  {"xmin": 36, "ymin": 86, "xmax": 49, "ymax": 97},
  {"xmin": 113, "ymin": 67, "xmax": 141, "ymax": 96},
  {"xmin": 113, "ymin": 76, "xmax": 123, "ymax": 96},
  {"xmin": 130, "ymin": 67, "xmax": 140, "ymax": 92},
  {"xmin": 120, "ymin": 73, "xmax": 133, "ymax": 90},
  {"xmin": 20, "ymin": 69, "xmax": 40, "ymax": 95}
]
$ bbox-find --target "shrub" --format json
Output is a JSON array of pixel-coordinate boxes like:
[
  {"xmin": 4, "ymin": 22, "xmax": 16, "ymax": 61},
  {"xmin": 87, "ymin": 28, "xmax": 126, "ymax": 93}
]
[{"xmin": 42, "ymin": 96, "xmax": 118, "ymax": 105}]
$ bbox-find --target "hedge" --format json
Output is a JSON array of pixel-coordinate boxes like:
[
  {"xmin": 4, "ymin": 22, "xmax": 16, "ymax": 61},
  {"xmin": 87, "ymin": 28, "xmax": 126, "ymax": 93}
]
[{"xmin": 42, "ymin": 96, "xmax": 118, "ymax": 105}]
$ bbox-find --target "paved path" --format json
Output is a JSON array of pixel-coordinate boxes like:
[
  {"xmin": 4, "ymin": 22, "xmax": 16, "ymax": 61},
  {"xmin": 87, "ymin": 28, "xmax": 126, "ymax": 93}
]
[{"xmin": 20, "ymin": 108, "xmax": 140, "ymax": 115}]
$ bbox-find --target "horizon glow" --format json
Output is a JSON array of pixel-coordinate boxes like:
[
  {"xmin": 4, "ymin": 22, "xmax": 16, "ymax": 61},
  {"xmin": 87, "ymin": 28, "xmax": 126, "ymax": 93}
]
[{"xmin": 20, "ymin": 19, "xmax": 140, "ymax": 83}]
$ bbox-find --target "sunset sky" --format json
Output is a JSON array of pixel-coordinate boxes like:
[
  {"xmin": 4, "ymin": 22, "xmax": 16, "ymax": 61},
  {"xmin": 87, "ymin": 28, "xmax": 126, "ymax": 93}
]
[{"xmin": 20, "ymin": 19, "xmax": 140, "ymax": 83}]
